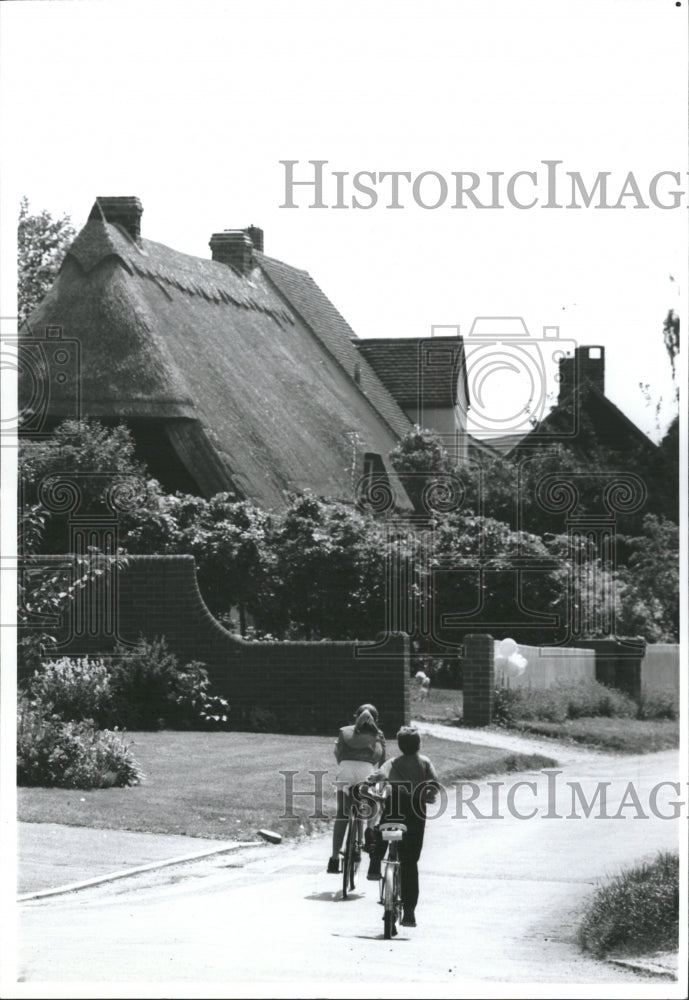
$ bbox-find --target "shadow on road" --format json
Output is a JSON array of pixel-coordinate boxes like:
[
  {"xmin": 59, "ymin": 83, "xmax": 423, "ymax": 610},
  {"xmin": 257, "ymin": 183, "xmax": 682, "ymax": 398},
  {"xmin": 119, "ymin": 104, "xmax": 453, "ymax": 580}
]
[
  {"xmin": 304, "ymin": 890, "xmax": 366, "ymax": 902},
  {"xmin": 331, "ymin": 932, "xmax": 411, "ymax": 942}
]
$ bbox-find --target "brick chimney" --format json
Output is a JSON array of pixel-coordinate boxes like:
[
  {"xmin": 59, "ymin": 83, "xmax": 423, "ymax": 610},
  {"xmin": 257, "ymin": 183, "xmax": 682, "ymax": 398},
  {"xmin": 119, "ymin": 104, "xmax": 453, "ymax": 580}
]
[
  {"xmin": 209, "ymin": 227, "xmax": 263, "ymax": 275},
  {"xmin": 89, "ymin": 196, "xmax": 143, "ymax": 242},
  {"xmin": 558, "ymin": 345, "xmax": 605, "ymax": 400},
  {"xmin": 246, "ymin": 225, "xmax": 264, "ymax": 252}
]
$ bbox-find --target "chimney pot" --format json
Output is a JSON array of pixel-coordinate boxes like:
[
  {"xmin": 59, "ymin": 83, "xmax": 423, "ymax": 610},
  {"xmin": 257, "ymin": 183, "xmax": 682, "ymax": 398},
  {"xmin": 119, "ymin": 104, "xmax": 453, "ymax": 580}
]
[{"xmin": 90, "ymin": 196, "xmax": 143, "ymax": 242}]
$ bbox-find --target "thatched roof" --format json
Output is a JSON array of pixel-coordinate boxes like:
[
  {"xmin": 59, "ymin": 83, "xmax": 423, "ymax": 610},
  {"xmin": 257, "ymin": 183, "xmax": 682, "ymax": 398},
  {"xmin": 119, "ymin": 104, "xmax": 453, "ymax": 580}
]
[{"xmin": 22, "ymin": 212, "xmax": 414, "ymax": 508}]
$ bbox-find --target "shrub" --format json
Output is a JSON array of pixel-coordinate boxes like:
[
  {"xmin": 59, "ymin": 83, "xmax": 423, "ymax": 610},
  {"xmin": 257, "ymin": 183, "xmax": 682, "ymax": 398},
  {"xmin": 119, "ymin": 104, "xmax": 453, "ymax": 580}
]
[
  {"xmin": 28, "ymin": 656, "xmax": 117, "ymax": 727},
  {"xmin": 106, "ymin": 637, "xmax": 229, "ymax": 730},
  {"xmin": 494, "ymin": 680, "xmax": 637, "ymax": 726},
  {"xmin": 564, "ymin": 681, "xmax": 636, "ymax": 720},
  {"xmin": 637, "ymin": 689, "xmax": 679, "ymax": 721},
  {"xmin": 493, "ymin": 687, "xmax": 525, "ymax": 726},
  {"xmin": 27, "ymin": 638, "xmax": 229, "ymax": 731},
  {"xmin": 245, "ymin": 705, "xmax": 278, "ymax": 732},
  {"xmin": 17, "ymin": 701, "xmax": 143, "ymax": 789},
  {"xmin": 578, "ymin": 851, "xmax": 679, "ymax": 957}
]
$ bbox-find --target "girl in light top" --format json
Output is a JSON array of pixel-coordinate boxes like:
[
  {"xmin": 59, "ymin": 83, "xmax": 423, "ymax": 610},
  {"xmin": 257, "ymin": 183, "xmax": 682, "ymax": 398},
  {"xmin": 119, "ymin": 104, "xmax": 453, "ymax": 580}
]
[{"xmin": 327, "ymin": 704, "xmax": 386, "ymax": 876}]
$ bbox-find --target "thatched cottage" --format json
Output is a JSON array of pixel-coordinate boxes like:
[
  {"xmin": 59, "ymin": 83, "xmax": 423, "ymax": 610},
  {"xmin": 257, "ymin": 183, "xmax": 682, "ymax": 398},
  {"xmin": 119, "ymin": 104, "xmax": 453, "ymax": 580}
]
[{"xmin": 20, "ymin": 196, "xmax": 471, "ymax": 508}]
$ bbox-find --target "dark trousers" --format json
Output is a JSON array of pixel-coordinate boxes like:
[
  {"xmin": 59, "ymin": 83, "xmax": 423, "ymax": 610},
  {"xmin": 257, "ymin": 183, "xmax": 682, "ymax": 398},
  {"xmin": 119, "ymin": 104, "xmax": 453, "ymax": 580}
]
[{"xmin": 373, "ymin": 788, "xmax": 426, "ymax": 911}]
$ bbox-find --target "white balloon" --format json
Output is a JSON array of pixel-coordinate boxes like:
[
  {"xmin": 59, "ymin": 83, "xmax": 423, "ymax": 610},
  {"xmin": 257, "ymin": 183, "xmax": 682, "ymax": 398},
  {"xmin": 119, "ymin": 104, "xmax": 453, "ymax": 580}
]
[
  {"xmin": 507, "ymin": 652, "xmax": 527, "ymax": 676},
  {"xmin": 497, "ymin": 637, "xmax": 518, "ymax": 659}
]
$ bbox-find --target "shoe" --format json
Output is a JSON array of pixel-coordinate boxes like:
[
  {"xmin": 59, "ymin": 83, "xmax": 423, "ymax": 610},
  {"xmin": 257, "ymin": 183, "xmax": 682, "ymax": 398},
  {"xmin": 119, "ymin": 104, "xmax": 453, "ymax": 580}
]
[
  {"xmin": 367, "ymin": 859, "xmax": 381, "ymax": 880},
  {"xmin": 401, "ymin": 910, "xmax": 416, "ymax": 927},
  {"xmin": 327, "ymin": 857, "xmax": 340, "ymax": 874},
  {"xmin": 363, "ymin": 828, "xmax": 375, "ymax": 854}
]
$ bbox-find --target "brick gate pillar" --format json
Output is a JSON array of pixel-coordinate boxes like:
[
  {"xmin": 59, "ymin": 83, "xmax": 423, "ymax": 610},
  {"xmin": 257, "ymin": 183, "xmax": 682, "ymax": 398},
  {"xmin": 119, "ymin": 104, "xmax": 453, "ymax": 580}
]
[{"xmin": 463, "ymin": 633, "xmax": 495, "ymax": 726}]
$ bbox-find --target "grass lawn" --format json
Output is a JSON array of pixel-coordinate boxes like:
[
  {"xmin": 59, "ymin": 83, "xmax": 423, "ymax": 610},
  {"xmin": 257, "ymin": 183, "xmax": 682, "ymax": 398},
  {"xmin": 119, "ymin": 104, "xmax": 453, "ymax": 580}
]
[
  {"xmin": 410, "ymin": 686, "xmax": 463, "ymax": 724},
  {"xmin": 511, "ymin": 717, "xmax": 680, "ymax": 753},
  {"xmin": 17, "ymin": 731, "xmax": 557, "ymax": 841},
  {"xmin": 413, "ymin": 685, "xmax": 680, "ymax": 754}
]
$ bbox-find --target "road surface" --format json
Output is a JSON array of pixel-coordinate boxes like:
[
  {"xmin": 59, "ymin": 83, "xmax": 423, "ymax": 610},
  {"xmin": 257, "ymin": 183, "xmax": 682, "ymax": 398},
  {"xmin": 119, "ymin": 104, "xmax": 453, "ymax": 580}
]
[{"xmin": 17, "ymin": 748, "xmax": 681, "ymax": 992}]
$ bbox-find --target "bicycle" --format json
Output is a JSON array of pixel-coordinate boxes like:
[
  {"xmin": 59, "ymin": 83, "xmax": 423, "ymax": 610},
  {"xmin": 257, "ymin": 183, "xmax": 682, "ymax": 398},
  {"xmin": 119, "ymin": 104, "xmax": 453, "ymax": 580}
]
[
  {"xmin": 340, "ymin": 786, "xmax": 364, "ymax": 899},
  {"xmin": 378, "ymin": 821, "xmax": 406, "ymax": 939}
]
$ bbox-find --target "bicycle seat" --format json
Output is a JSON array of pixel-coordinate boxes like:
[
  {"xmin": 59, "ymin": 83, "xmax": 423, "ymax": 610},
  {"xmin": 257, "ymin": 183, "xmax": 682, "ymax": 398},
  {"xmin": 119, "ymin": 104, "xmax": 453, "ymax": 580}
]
[{"xmin": 379, "ymin": 822, "xmax": 406, "ymax": 840}]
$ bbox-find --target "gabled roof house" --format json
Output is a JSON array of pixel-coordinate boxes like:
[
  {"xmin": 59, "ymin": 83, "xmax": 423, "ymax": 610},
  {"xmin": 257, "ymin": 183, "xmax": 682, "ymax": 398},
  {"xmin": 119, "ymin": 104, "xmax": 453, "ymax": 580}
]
[
  {"xmin": 20, "ymin": 196, "xmax": 472, "ymax": 509},
  {"xmin": 503, "ymin": 345, "xmax": 660, "ymax": 460}
]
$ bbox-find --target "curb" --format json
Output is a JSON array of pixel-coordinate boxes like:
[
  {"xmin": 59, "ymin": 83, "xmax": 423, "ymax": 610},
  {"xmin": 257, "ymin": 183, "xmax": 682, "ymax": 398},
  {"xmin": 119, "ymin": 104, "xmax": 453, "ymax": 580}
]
[
  {"xmin": 607, "ymin": 957, "xmax": 678, "ymax": 981},
  {"xmin": 18, "ymin": 840, "xmax": 261, "ymax": 902}
]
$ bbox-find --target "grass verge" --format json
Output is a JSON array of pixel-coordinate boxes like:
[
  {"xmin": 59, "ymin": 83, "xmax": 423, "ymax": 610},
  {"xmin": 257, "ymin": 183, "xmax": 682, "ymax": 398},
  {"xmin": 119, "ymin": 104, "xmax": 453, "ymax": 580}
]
[
  {"xmin": 579, "ymin": 851, "xmax": 679, "ymax": 957},
  {"xmin": 17, "ymin": 731, "xmax": 556, "ymax": 841},
  {"xmin": 410, "ymin": 687, "xmax": 463, "ymax": 724},
  {"xmin": 511, "ymin": 718, "xmax": 679, "ymax": 753},
  {"xmin": 411, "ymin": 686, "xmax": 679, "ymax": 754}
]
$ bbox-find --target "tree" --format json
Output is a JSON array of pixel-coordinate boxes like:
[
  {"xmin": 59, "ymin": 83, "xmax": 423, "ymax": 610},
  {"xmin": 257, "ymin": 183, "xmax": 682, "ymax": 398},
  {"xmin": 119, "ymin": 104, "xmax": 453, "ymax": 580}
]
[
  {"xmin": 389, "ymin": 425, "xmax": 455, "ymax": 513},
  {"xmin": 18, "ymin": 197, "xmax": 76, "ymax": 324},
  {"xmin": 662, "ymin": 307, "xmax": 680, "ymax": 400},
  {"xmin": 19, "ymin": 419, "xmax": 150, "ymax": 554},
  {"xmin": 428, "ymin": 513, "xmax": 582, "ymax": 647},
  {"xmin": 616, "ymin": 515, "xmax": 679, "ymax": 642},
  {"xmin": 458, "ymin": 441, "xmax": 651, "ymax": 540},
  {"xmin": 269, "ymin": 493, "xmax": 389, "ymax": 640}
]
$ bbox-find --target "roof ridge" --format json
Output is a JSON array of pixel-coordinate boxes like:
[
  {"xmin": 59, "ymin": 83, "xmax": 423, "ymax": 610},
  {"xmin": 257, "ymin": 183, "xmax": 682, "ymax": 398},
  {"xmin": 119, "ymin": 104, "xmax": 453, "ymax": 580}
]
[{"xmin": 67, "ymin": 220, "xmax": 295, "ymax": 327}]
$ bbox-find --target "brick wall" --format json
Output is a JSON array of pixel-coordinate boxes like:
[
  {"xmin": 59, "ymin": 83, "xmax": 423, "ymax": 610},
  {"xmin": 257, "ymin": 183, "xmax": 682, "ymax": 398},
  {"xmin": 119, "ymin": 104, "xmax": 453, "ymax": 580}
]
[
  {"xmin": 462, "ymin": 634, "xmax": 494, "ymax": 726},
  {"xmin": 37, "ymin": 554, "xmax": 410, "ymax": 735}
]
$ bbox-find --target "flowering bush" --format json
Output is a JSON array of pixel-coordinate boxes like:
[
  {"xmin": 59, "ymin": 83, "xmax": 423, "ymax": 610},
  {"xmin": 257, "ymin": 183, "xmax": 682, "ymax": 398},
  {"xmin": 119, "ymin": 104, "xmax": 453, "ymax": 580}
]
[
  {"xmin": 28, "ymin": 656, "xmax": 117, "ymax": 726},
  {"xmin": 27, "ymin": 637, "xmax": 229, "ymax": 731},
  {"xmin": 17, "ymin": 700, "xmax": 143, "ymax": 789}
]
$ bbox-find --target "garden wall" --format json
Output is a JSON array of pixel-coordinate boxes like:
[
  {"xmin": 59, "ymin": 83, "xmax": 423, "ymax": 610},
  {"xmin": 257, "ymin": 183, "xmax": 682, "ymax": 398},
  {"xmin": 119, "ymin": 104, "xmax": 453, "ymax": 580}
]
[
  {"xmin": 495, "ymin": 643, "xmax": 596, "ymax": 690},
  {"xmin": 37, "ymin": 554, "xmax": 411, "ymax": 735},
  {"xmin": 641, "ymin": 644, "xmax": 680, "ymax": 699}
]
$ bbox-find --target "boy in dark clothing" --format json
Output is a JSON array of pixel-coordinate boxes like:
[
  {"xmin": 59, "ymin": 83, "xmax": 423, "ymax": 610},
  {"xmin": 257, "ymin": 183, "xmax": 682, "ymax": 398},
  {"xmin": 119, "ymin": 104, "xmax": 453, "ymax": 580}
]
[{"xmin": 366, "ymin": 726, "xmax": 440, "ymax": 928}]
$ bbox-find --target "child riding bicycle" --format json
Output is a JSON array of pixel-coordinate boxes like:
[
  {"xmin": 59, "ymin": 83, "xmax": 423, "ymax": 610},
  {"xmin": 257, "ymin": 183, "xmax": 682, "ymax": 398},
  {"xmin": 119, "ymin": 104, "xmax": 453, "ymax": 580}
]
[
  {"xmin": 328, "ymin": 704, "xmax": 386, "ymax": 877},
  {"xmin": 366, "ymin": 725, "xmax": 440, "ymax": 928}
]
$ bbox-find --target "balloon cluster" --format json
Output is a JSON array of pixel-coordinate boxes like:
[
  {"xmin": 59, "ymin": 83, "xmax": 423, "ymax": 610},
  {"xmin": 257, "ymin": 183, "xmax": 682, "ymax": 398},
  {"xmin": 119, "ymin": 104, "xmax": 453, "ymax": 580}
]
[{"xmin": 494, "ymin": 637, "xmax": 527, "ymax": 678}]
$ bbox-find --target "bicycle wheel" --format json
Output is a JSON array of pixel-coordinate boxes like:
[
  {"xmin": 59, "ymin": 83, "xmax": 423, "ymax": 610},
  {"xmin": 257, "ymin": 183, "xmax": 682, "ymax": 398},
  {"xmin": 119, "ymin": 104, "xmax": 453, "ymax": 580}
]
[
  {"xmin": 342, "ymin": 816, "xmax": 357, "ymax": 898},
  {"xmin": 394, "ymin": 864, "xmax": 403, "ymax": 924},
  {"xmin": 382, "ymin": 862, "xmax": 397, "ymax": 939}
]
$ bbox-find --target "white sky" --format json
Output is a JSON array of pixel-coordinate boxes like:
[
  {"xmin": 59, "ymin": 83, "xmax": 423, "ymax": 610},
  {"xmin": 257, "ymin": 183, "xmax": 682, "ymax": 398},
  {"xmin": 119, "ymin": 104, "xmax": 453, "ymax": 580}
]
[{"xmin": 1, "ymin": 0, "xmax": 686, "ymax": 441}]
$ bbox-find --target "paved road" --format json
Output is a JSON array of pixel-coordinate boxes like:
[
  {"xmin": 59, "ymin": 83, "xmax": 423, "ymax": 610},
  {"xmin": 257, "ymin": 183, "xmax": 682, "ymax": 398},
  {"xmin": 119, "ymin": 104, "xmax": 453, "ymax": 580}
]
[{"xmin": 16, "ymin": 747, "xmax": 681, "ymax": 991}]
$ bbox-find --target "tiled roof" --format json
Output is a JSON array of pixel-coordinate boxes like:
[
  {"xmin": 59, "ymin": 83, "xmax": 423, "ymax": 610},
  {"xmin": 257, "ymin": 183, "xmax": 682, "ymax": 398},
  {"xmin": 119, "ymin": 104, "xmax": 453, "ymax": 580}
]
[{"xmin": 353, "ymin": 337, "xmax": 467, "ymax": 411}]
